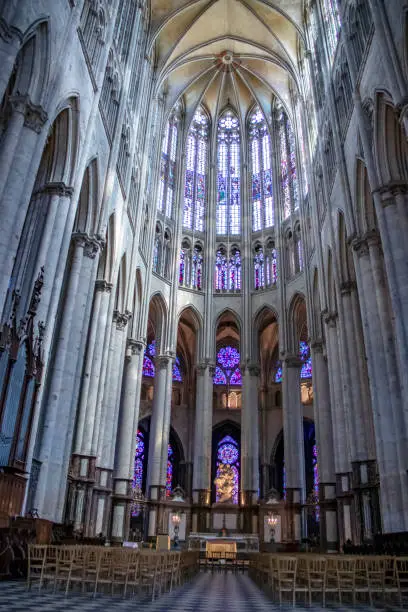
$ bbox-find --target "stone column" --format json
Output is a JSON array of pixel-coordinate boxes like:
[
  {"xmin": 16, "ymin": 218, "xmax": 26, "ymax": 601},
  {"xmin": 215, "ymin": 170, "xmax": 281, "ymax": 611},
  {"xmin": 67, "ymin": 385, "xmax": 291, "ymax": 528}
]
[
  {"xmin": 111, "ymin": 339, "xmax": 144, "ymax": 542},
  {"xmin": 146, "ymin": 355, "xmax": 172, "ymax": 538},
  {"xmin": 89, "ymin": 310, "xmax": 129, "ymax": 537},
  {"xmin": 311, "ymin": 342, "xmax": 338, "ymax": 551},
  {"xmin": 0, "ymin": 96, "xmax": 47, "ymax": 315},
  {"xmin": 375, "ymin": 186, "xmax": 408, "ymax": 410},
  {"xmin": 282, "ymin": 356, "xmax": 305, "ymax": 543},
  {"xmin": 352, "ymin": 233, "xmax": 408, "ymax": 533},
  {"xmin": 74, "ymin": 280, "xmax": 112, "ymax": 457},
  {"xmin": 241, "ymin": 364, "xmax": 260, "ymax": 504},
  {"xmin": 324, "ymin": 313, "xmax": 353, "ymax": 547},
  {"xmin": 33, "ymin": 234, "xmax": 99, "ymax": 521},
  {"xmin": 192, "ymin": 362, "xmax": 214, "ymax": 532}
]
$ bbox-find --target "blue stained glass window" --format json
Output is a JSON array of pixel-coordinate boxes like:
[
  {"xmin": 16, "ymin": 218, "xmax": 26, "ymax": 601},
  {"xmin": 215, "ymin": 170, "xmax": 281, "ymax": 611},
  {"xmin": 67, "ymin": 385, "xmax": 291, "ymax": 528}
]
[
  {"xmin": 183, "ymin": 108, "xmax": 208, "ymax": 231},
  {"xmin": 217, "ymin": 110, "xmax": 240, "ymax": 235},
  {"xmin": 143, "ymin": 340, "xmax": 183, "ymax": 383},
  {"xmin": 213, "ymin": 346, "xmax": 241, "ymax": 387},
  {"xmin": 300, "ymin": 340, "xmax": 312, "ymax": 379},
  {"xmin": 229, "ymin": 249, "xmax": 241, "ymax": 290},
  {"xmin": 275, "ymin": 361, "xmax": 282, "ymax": 383},
  {"xmin": 158, "ymin": 114, "xmax": 178, "ymax": 218},
  {"xmin": 142, "ymin": 355, "xmax": 155, "ymax": 377},
  {"xmin": 192, "ymin": 246, "xmax": 203, "ymax": 290},
  {"xmin": 216, "ymin": 435, "xmax": 239, "ymax": 504},
  {"xmin": 172, "ymin": 356, "xmax": 183, "ymax": 382},
  {"xmin": 254, "ymin": 246, "xmax": 265, "ymax": 289},
  {"xmin": 313, "ymin": 444, "xmax": 320, "ymax": 521},
  {"xmin": 166, "ymin": 443, "xmax": 173, "ymax": 496},
  {"xmin": 215, "ymin": 249, "xmax": 228, "ymax": 290},
  {"xmin": 179, "ymin": 249, "xmax": 185, "ymax": 285},
  {"xmin": 249, "ymin": 107, "xmax": 274, "ymax": 231},
  {"xmin": 279, "ymin": 108, "xmax": 298, "ymax": 219}
]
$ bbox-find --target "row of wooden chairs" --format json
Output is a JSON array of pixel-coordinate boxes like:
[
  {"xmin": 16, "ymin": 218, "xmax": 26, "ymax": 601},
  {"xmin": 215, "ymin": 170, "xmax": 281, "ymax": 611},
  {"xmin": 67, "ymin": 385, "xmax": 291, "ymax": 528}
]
[
  {"xmin": 249, "ymin": 553, "xmax": 408, "ymax": 608},
  {"xmin": 199, "ymin": 552, "xmax": 248, "ymax": 573},
  {"xmin": 27, "ymin": 545, "xmax": 199, "ymax": 600}
]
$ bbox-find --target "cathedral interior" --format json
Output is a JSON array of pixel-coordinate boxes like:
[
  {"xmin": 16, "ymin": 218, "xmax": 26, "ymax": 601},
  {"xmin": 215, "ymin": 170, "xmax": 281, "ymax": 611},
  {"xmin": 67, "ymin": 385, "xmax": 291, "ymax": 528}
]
[{"xmin": 0, "ymin": 0, "xmax": 408, "ymax": 561}]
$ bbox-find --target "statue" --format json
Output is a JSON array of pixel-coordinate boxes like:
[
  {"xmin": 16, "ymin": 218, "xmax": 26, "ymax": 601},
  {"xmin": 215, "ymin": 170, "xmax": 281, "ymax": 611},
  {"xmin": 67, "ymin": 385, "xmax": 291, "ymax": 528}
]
[{"xmin": 214, "ymin": 463, "xmax": 235, "ymax": 503}]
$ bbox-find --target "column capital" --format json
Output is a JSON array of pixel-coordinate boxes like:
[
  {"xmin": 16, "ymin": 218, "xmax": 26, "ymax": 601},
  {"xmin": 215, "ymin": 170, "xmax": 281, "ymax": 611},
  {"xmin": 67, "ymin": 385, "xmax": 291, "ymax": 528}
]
[
  {"xmin": 373, "ymin": 180, "xmax": 408, "ymax": 204},
  {"xmin": 282, "ymin": 354, "xmax": 302, "ymax": 368},
  {"xmin": 95, "ymin": 279, "xmax": 113, "ymax": 293},
  {"xmin": 127, "ymin": 338, "xmax": 145, "ymax": 356},
  {"xmin": 351, "ymin": 236, "xmax": 369, "ymax": 258},
  {"xmin": 196, "ymin": 361, "xmax": 215, "ymax": 376},
  {"xmin": 310, "ymin": 340, "xmax": 324, "ymax": 353},
  {"xmin": 340, "ymin": 280, "xmax": 356, "ymax": 295},
  {"xmin": 10, "ymin": 94, "xmax": 48, "ymax": 133},
  {"xmin": 323, "ymin": 311, "xmax": 338, "ymax": 327},
  {"xmin": 240, "ymin": 361, "xmax": 260, "ymax": 376},
  {"xmin": 72, "ymin": 232, "xmax": 102, "ymax": 259},
  {"xmin": 156, "ymin": 354, "xmax": 172, "ymax": 369},
  {"xmin": 37, "ymin": 182, "xmax": 74, "ymax": 198},
  {"xmin": 114, "ymin": 309, "xmax": 132, "ymax": 330}
]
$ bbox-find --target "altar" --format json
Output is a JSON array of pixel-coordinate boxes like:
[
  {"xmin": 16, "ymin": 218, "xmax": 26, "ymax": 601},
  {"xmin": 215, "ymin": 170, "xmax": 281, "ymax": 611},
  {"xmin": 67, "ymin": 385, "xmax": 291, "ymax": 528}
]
[
  {"xmin": 188, "ymin": 532, "xmax": 259, "ymax": 554},
  {"xmin": 206, "ymin": 539, "xmax": 237, "ymax": 558}
]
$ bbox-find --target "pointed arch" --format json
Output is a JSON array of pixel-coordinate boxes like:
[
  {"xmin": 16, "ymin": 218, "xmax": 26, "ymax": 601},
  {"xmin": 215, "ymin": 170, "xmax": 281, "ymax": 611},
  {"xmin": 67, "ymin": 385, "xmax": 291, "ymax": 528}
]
[
  {"xmin": 147, "ymin": 292, "xmax": 168, "ymax": 354},
  {"xmin": 374, "ymin": 91, "xmax": 408, "ymax": 186},
  {"xmin": 252, "ymin": 304, "xmax": 279, "ymax": 362},
  {"xmin": 288, "ymin": 292, "xmax": 308, "ymax": 353},
  {"xmin": 98, "ymin": 213, "xmax": 115, "ymax": 283},
  {"xmin": 14, "ymin": 19, "xmax": 50, "ymax": 105},
  {"xmin": 74, "ymin": 158, "xmax": 99, "ymax": 235},
  {"xmin": 337, "ymin": 210, "xmax": 355, "ymax": 285}
]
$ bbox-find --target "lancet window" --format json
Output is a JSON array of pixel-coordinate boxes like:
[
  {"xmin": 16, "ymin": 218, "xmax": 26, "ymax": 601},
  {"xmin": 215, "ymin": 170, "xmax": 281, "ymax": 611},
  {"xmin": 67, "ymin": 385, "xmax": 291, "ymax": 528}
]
[
  {"xmin": 278, "ymin": 107, "xmax": 299, "ymax": 219},
  {"xmin": 249, "ymin": 107, "xmax": 273, "ymax": 231},
  {"xmin": 80, "ymin": 0, "xmax": 106, "ymax": 73},
  {"xmin": 215, "ymin": 246, "xmax": 241, "ymax": 291},
  {"xmin": 215, "ymin": 435, "xmax": 239, "ymax": 505},
  {"xmin": 179, "ymin": 242, "xmax": 203, "ymax": 290},
  {"xmin": 217, "ymin": 110, "xmax": 241, "ymax": 235},
  {"xmin": 254, "ymin": 242, "xmax": 278, "ymax": 290},
  {"xmin": 183, "ymin": 108, "xmax": 209, "ymax": 232},
  {"xmin": 213, "ymin": 346, "xmax": 242, "ymax": 387},
  {"xmin": 157, "ymin": 113, "xmax": 179, "ymax": 219},
  {"xmin": 321, "ymin": 0, "xmax": 341, "ymax": 64}
]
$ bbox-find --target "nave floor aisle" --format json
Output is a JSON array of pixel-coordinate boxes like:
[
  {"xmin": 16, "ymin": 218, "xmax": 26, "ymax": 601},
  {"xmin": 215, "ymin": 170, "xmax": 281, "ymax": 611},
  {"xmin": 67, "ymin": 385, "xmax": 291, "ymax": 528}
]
[{"xmin": 0, "ymin": 573, "xmax": 404, "ymax": 612}]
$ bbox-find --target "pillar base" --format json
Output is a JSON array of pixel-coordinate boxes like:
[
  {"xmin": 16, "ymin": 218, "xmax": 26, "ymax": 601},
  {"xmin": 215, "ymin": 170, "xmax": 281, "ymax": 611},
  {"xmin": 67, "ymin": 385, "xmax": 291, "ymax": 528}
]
[
  {"xmin": 319, "ymin": 482, "xmax": 338, "ymax": 552},
  {"xmin": 285, "ymin": 488, "xmax": 303, "ymax": 543},
  {"xmin": 192, "ymin": 489, "xmax": 211, "ymax": 532}
]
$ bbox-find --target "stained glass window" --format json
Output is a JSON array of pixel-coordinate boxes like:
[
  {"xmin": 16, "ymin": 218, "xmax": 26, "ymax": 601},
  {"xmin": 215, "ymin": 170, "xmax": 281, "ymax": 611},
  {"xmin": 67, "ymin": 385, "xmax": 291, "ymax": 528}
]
[
  {"xmin": 142, "ymin": 340, "xmax": 183, "ymax": 383},
  {"xmin": 191, "ymin": 246, "xmax": 203, "ymax": 290},
  {"xmin": 183, "ymin": 108, "xmax": 209, "ymax": 232},
  {"xmin": 157, "ymin": 114, "xmax": 178, "ymax": 218},
  {"xmin": 133, "ymin": 430, "xmax": 145, "ymax": 491},
  {"xmin": 213, "ymin": 346, "xmax": 241, "ymax": 387},
  {"xmin": 313, "ymin": 444, "xmax": 320, "ymax": 521},
  {"xmin": 321, "ymin": 0, "xmax": 341, "ymax": 64},
  {"xmin": 166, "ymin": 443, "xmax": 174, "ymax": 496},
  {"xmin": 275, "ymin": 361, "xmax": 282, "ymax": 383},
  {"xmin": 279, "ymin": 108, "xmax": 298, "ymax": 219},
  {"xmin": 254, "ymin": 246, "xmax": 265, "ymax": 290},
  {"xmin": 217, "ymin": 110, "xmax": 240, "ymax": 235},
  {"xmin": 229, "ymin": 248, "xmax": 241, "ymax": 290},
  {"xmin": 249, "ymin": 107, "xmax": 273, "ymax": 231},
  {"xmin": 300, "ymin": 341, "xmax": 312, "ymax": 379},
  {"xmin": 172, "ymin": 356, "xmax": 183, "ymax": 382},
  {"xmin": 216, "ymin": 435, "xmax": 239, "ymax": 504},
  {"xmin": 179, "ymin": 248, "xmax": 185, "ymax": 285},
  {"xmin": 215, "ymin": 249, "xmax": 228, "ymax": 290},
  {"xmin": 131, "ymin": 429, "xmax": 145, "ymax": 516}
]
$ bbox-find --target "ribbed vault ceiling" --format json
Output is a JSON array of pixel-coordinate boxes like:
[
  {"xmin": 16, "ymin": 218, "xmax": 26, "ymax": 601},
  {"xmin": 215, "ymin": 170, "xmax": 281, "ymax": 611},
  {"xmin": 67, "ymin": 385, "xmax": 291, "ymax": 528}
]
[{"xmin": 149, "ymin": 0, "xmax": 305, "ymax": 125}]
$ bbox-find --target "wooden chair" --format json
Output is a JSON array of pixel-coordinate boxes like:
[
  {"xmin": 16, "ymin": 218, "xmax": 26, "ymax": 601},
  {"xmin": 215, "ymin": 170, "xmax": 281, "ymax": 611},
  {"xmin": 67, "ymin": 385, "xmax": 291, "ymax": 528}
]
[
  {"xmin": 335, "ymin": 557, "xmax": 356, "ymax": 605},
  {"xmin": 139, "ymin": 552, "xmax": 162, "ymax": 600},
  {"xmin": 365, "ymin": 556, "xmax": 388, "ymax": 607},
  {"xmin": 395, "ymin": 557, "xmax": 408, "ymax": 607},
  {"xmin": 111, "ymin": 549, "xmax": 140, "ymax": 597},
  {"xmin": 55, "ymin": 546, "xmax": 76, "ymax": 593},
  {"xmin": 93, "ymin": 548, "xmax": 112, "ymax": 596},
  {"xmin": 27, "ymin": 544, "xmax": 47, "ymax": 590},
  {"xmin": 276, "ymin": 556, "xmax": 298, "ymax": 607},
  {"xmin": 354, "ymin": 557, "xmax": 369, "ymax": 606},
  {"xmin": 65, "ymin": 545, "xmax": 88, "ymax": 596},
  {"xmin": 306, "ymin": 556, "xmax": 327, "ymax": 607}
]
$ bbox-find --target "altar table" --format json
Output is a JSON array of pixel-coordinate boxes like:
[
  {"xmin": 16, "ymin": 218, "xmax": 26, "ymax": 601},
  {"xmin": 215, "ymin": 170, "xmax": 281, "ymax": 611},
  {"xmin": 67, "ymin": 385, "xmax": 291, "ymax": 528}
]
[{"xmin": 206, "ymin": 539, "xmax": 237, "ymax": 558}]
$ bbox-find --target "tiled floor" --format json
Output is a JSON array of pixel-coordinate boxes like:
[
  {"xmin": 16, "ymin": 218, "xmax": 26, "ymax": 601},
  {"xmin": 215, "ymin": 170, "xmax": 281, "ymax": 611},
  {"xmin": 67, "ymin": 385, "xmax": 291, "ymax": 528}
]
[{"xmin": 0, "ymin": 573, "xmax": 404, "ymax": 611}]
